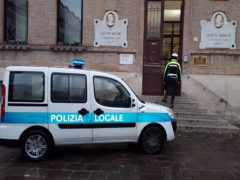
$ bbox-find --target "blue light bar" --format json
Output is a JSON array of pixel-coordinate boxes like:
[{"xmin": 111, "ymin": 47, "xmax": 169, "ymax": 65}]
[{"xmin": 71, "ymin": 59, "xmax": 85, "ymax": 69}]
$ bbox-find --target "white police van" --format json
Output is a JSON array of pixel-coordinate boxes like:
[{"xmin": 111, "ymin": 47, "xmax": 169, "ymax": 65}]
[{"xmin": 0, "ymin": 60, "xmax": 176, "ymax": 161}]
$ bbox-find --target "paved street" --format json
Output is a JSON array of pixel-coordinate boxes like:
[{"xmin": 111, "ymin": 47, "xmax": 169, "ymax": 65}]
[{"xmin": 0, "ymin": 132, "xmax": 239, "ymax": 180}]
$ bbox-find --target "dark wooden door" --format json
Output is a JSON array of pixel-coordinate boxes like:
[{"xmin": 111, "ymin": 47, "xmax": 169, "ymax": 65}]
[
  {"xmin": 142, "ymin": 0, "xmax": 184, "ymax": 95},
  {"xmin": 142, "ymin": 0, "xmax": 164, "ymax": 95}
]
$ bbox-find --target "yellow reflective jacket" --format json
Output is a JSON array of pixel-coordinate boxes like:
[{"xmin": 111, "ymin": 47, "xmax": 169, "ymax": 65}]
[{"xmin": 163, "ymin": 59, "xmax": 181, "ymax": 83}]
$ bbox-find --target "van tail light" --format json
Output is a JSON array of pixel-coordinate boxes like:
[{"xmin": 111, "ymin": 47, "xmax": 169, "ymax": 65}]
[{"xmin": 1, "ymin": 84, "xmax": 6, "ymax": 122}]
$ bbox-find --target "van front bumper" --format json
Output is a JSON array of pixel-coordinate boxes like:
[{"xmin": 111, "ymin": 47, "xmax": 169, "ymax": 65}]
[{"xmin": 171, "ymin": 121, "xmax": 177, "ymax": 132}]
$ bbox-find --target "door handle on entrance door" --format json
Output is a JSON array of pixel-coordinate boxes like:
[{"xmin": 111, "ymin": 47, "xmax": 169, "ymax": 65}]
[
  {"xmin": 78, "ymin": 108, "xmax": 89, "ymax": 116},
  {"xmin": 94, "ymin": 108, "xmax": 104, "ymax": 116}
]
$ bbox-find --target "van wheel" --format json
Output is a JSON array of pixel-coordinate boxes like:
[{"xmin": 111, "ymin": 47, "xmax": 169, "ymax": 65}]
[
  {"xmin": 21, "ymin": 130, "xmax": 51, "ymax": 161},
  {"xmin": 140, "ymin": 126, "xmax": 165, "ymax": 154}
]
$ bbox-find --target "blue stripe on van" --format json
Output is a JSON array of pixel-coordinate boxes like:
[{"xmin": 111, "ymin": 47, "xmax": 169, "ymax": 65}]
[
  {"xmin": 2, "ymin": 112, "xmax": 48, "ymax": 124},
  {"xmin": 2, "ymin": 112, "xmax": 172, "ymax": 124}
]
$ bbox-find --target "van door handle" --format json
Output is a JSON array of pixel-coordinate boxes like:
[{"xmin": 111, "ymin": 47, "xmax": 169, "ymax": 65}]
[
  {"xmin": 78, "ymin": 108, "xmax": 89, "ymax": 116},
  {"xmin": 94, "ymin": 108, "xmax": 104, "ymax": 116}
]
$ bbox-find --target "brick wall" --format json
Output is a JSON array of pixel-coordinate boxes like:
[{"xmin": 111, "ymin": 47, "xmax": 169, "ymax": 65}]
[
  {"xmin": 0, "ymin": 0, "xmax": 144, "ymax": 76},
  {"xmin": 0, "ymin": 0, "xmax": 144, "ymax": 73},
  {"xmin": 83, "ymin": 0, "xmax": 139, "ymax": 48},
  {"xmin": 183, "ymin": 0, "xmax": 240, "ymax": 75},
  {"xmin": 28, "ymin": 0, "xmax": 57, "ymax": 45}
]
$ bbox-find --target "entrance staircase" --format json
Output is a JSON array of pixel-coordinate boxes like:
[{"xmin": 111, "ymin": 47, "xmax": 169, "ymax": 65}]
[{"xmin": 141, "ymin": 94, "xmax": 240, "ymax": 134}]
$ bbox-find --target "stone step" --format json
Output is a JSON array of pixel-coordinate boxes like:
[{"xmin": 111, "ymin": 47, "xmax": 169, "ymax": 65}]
[
  {"xmin": 177, "ymin": 118, "xmax": 229, "ymax": 127},
  {"xmin": 177, "ymin": 124, "xmax": 240, "ymax": 134},
  {"xmin": 141, "ymin": 94, "xmax": 239, "ymax": 134},
  {"xmin": 142, "ymin": 97, "xmax": 194, "ymax": 103},
  {"xmin": 173, "ymin": 108, "xmax": 207, "ymax": 113},
  {"xmin": 141, "ymin": 96, "xmax": 194, "ymax": 102},
  {"xmin": 141, "ymin": 95, "xmax": 206, "ymax": 111},
  {"xmin": 175, "ymin": 112, "xmax": 218, "ymax": 120},
  {"xmin": 159, "ymin": 103, "xmax": 199, "ymax": 109}
]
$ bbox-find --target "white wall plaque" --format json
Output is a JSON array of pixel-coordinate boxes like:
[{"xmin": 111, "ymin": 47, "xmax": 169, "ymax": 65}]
[
  {"xmin": 94, "ymin": 11, "xmax": 128, "ymax": 47},
  {"xmin": 119, "ymin": 54, "xmax": 134, "ymax": 64},
  {"xmin": 200, "ymin": 12, "xmax": 237, "ymax": 49}
]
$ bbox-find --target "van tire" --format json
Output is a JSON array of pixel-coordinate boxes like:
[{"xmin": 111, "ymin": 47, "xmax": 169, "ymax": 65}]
[
  {"xmin": 140, "ymin": 126, "xmax": 165, "ymax": 154},
  {"xmin": 21, "ymin": 130, "xmax": 52, "ymax": 161}
]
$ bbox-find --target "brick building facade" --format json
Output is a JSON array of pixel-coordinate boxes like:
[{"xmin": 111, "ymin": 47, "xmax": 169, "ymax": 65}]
[{"xmin": 0, "ymin": 0, "xmax": 240, "ymax": 120}]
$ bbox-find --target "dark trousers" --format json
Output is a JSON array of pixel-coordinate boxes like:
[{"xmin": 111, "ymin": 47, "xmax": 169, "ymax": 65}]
[{"xmin": 163, "ymin": 84, "xmax": 177, "ymax": 104}]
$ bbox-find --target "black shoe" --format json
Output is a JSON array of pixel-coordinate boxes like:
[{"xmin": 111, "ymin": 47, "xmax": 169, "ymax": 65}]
[
  {"xmin": 161, "ymin": 99, "xmax": 167, "ymax": 103},
  {"xmin": 170, "ymin": 104, "xmax": 174, "ymax": 108}
]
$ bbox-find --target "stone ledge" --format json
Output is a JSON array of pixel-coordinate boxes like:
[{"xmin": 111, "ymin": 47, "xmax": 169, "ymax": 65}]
[
  {"xmin": 0, "ymin": 44, "xmax": 86, "ymax": 52},
  {"xmin": 190, "ymin": 51, "xmax": 240, "ymax": 56},
  {"xmin": 0, "ymin": 44, "xmax": 137, "ymax": 54},
  {"xmin": 0, "ymin": 45, "xmax": 30, "ymax": 50},
  {"xmin": 84, "ymin": 46, "xmax": 137, "ymax": 54},
  {"xmin": 50, "ymin": 45, "xmax": 86, "ymax": 52}
]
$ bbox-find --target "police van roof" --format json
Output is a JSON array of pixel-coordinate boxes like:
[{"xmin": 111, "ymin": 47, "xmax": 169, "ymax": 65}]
[
  {"xmin": 6, "ymin": 65, "xmax": 89, "ymax": 72},
  {"xmin": 6, "ymin": 66, "xmax": 118, "ymax": 79}
]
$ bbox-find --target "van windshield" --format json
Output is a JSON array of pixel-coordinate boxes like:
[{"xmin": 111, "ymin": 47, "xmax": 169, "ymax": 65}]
[{"xmin": 121, "ymin": 79, "xmax": 145, "ymax": 104}]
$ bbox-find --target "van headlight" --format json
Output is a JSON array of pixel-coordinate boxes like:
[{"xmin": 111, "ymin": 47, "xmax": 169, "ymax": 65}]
[{"xmin": 166, "ymin": 108, "xmax": 175, "ymax": 119}]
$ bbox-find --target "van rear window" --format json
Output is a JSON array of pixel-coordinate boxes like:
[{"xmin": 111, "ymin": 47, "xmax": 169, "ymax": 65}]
[{"xmin": 9, "ymin": 72, "xmax": 44, "ymax": 102}]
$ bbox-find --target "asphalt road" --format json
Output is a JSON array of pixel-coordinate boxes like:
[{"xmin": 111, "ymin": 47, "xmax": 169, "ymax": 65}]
[{"xmin": 0, "ymin": 132, "xmax": 239, "ymax": 180}]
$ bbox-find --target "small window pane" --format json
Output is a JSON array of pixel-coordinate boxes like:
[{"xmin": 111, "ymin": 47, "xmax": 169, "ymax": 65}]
[
  {"xmin": 163, "ymin": 38, "xmax": 172, "ymax": 61},
  {"xmin": 4, "ymin": 0, "xmax": 28, "ymax": 44},
  {"xmin": 173, "ymin": 37, "xmax": 180, "ymax": 54},
  {"xmin": 69, "ymin": 75, "xmax": 86, "ymax": 102},
  {"xmin": 52, "ymin": 74, "xmax": 68, "ymax": 102},
  {"xmin": 163, "ymin": 23, "xmax": 172, "ymax": 35},
  {"xmin": 147, "ymin": 1, "xmax": 161, "ymax": 38},
  {"xmin": 9, "ymin": 72, "xmax": 44, "ymax": 102},
  {"xmin": 58, "ymin": 0, "xmax": 82, "ymax": 45},
  {"xmin": 174, "ymin": 23, "xmax": 180, "ymax": 34},
  {"xmin": 94, "ymin": 77, "xmax": 130, "ymax": 108},
  {"xmin": 51, "ymin": 74, "xmax": 86, "ymax": 103}
]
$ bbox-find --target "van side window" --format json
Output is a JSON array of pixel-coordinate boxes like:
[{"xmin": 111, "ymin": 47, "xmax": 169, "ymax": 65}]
[
  {"xmin": 51, "ymin": 74, "xmax": 87, "ymax": 103},
  {"xmin": 94, "ymin": 77, "xmax": 130, "ymax": 108},
  {"xmin": 9, "ymin": 72, "xmax": 44, "ymax": 102}
]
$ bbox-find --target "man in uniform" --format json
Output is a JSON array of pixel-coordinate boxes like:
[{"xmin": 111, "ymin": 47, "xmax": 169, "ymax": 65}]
[{"xmin": 162, "ymin": 53, "xmax": 181, "ymax": 108}]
